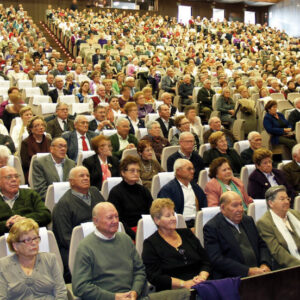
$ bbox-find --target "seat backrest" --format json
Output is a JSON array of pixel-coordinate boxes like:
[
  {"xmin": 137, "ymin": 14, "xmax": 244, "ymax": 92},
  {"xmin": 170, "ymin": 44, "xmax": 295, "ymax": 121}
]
[
  {"xmin": 17, "ymin": 80, "xmax": 33, "ymax": 89},
  {"xmin": 270, "ymin": 93, "xmax": 285, "ymax": 101},
  {"xmin": 136, "ymin": 128, "xmax": 148, "ymax": 140},
  {"xmin": 247, "ymin": 199, "xmax": 267, "ymax": 222},
  {"xmin": 101, "ymin": 177, "xmax": 123, "ymax": 200},
  {"xmin": 199, "ymin": 143, "xmax": 211, "ymax": 157},
  {"xmin": 58, "ymin": 95, "xmax": 76, "ymax": 104},
  {"xmin": 233, "ymin": 140, "xmax": 250, "ymax": 155},
  {"xmin": 31, "ymin": 95, "xmax": 51, "ymax": 105},
  {"xmin": 294, "ymin": 196, "xmax": 300, "ymax": 212},
  {"xmin": 45, "ymin": 182, "xmax": 71, "ymax": 213},
  {"xmin": 24, "ymin": 87, "xmax": 41, "ymax": 97},
  {"xmin": 28, "ymin": 153, "xmax": 50, "ymax": 188},
  {"xmin": 37, "ymin": 103, "xmax": 57, "ymax": 116},
  {"xmin": 145, "ymin": 113, "xmax": 159, "ymax": 124},
  {"xmin": 160, "ymin": 145, "xmax": 180, "ymax": 171},
  {"xmin": 287, "ymin": 92, "xmax": 300, "ymax": 102},
  {"xmin": 69, "ymin": 103, "xmax": 90, "ymax": 115},
  {"xmin": 7, "ymin": 155, "xmax": 25, "ymax": 185},
  {"xmin": 102, "ymin": 129, "xmax": 117, "ymax": 137},
  {"xmin": 195, "ymin": 207, "xmax": 220, "ymax": 246},
  {"xmin": 77, "ymin": 150, "xmax": 96, "ymax": 166},
  {"xmin": 197, "ymin": 168, "xmax": 210, "ymax": 190},
  {"xmin": 167, "ymin": 126, "xmax": 179, "ymax": 142},
  {"xmin": 240, "ymin": 164, "xmax": 256, "ymax": 191},
  {"xmin": 135, "ymin": 214, "xmax": 186, "ymax": 256},
  {"xmin": 121, "ymin": 148, "xmax": 138, "ymax": 160},
  {"xmin": 0, "ymin": 80, "xmax": 10, "ymax": 89},
  {"xmin": 151, "ymin": 172, "xmax": 175, "ymax": 199},
  {"xmin": 277, "ymin": 160, "xmax": 292, "ymax": 171}
]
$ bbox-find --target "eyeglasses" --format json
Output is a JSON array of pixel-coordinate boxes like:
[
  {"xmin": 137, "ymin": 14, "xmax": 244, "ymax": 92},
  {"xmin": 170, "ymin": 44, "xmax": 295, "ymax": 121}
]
[
  {"xmin": 53, "ymin": 144, "xmax": 67, "ymax": 149},
  {"xmin": 2, "ymin": 174, "xmax": 21, "ymax": 180},
  {"xmin": 18, "ymin": 236, "xmax": 41, "ymax": 244},
  {"xmin": 277, "ymin": 197, "xmax": 291, "ymax": 202},
  {"xmin": 125, "ymin": 169, "xmax": 141, "ymax": 174}
]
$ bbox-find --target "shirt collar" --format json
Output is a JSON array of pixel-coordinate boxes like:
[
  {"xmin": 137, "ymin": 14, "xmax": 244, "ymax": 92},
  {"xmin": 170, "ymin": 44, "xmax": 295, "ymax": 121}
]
[
  {"xmin": 0, "ymin": 190, "xmax": 19, "ymax": 202},
  {"xmin": 177, "ymin": 179, "xmax": 192, "ymax": 189},
  {"xmin": 224, "ymin": 215, "xmax": 241, "ymax": 232},
  {"xmin": 178, "ymin": 149, "xmax": 192, "ymax": 159},
  {"xmin": 94, "ymin": 227, "xmax": 116, "ymax": 240},
  {"xmin": 51, "ymin": 154, "xmax": 65, "ymax": 165},
  {"xmin": 117, "ymin": 133, "xmax": 128, "ymax": 141},
  {"xmin": 76, "ymin": 131, "xmax": 87, "ymax": 138}
]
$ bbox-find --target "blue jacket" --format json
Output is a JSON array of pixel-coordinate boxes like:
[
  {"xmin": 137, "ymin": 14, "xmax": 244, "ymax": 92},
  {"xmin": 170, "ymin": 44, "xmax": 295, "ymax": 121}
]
[
  {"xmin": 157, "ymin": 178, "xmax": 207, "ymax": 214},
  {"xmin": 263, "ymin": 112, "xmax": 291, "ymax": 145}
]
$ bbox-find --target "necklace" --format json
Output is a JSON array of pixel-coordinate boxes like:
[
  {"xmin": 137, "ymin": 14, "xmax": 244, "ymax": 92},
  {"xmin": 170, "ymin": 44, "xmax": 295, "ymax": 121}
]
[{"xmin": 141, "ymin": 159, "xmax": 152, "ymax": 173}]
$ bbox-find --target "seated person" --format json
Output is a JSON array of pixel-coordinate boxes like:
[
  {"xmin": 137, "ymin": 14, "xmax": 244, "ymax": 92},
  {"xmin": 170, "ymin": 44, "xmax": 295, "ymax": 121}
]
[
  {"xmin": 48, "ymin": 76, "xmax": 71, "ymax": 103},
  {"xmin": 161, "ymin": 92, "xmax": 178, "ymax": 117},
  {"xmin": 134, "ymin": 91, "xmax": 154, "ymax": 119},
  {"xmin": 178, "ymin": 74, "xmax": 194, "ymax": 105},
  {"xmin": 216, "ymin": 87, "xmax": 235, "ymax": 128},
  {"xmin": 241, "ymin": 131, "xmax": 262, "ymax": 165},
  {"xmin": 32, "ymin": 138, "xmax": 76, "ymax": 199},
  {"xmin": 197, "ymin": 79, "xmax": 215, "ymax": 122},
  {"xmin": 257, "ymin": 186, "xmax": 300, "ymax": 268},
  {"xmin": 0, "ymin": 166, "xmax": 51, "ymax": 235},
  {"xmin": 0, "ymin": 133, "xmax": 15, "ymax": 154},
  {"xmin": 205, "ymin": 157, "xmax": 252, "ymax": 209},
  {"xmin": 158, "ymin": 159, "xmax": 207, "ymax": 228},
  {"xmin": 142, "ymin": 198, "xmax": 210, "ymax": 291},
  {"xmin": 204, "ymin": 191, "xmax": 272, "ymax": 279},
  {"xmin": 0, "ymin": 146, "xmax": 11, "ymax": 168},
  {"xmin": 52, "ymin": 166, "xmax": 105, "ymax": 282},
  {"xmin": 156, "ymin": 104, "xmax": 175, "ymax": 139},
  {"xmin": 88, "ymin": 105, "xmax": 114, "ymax": 134},
  {"xmin": 263, "ymin": 100, "xmax": 296, "ymax": 152},
  {"xmin": 167, "ymin": 132, "xmax": 204, "ymax": 182},
  {"xmin": 110, "ymin": 118, "xmax": 138, "ymax": 160},
  {"xmin": 282, "ymin": 144, "xmax": 300, "ymax": 194},
  {"xmin": 72, "ymin": 202, "xmax": 146, "ymax": 299},
  {"xmin": 137, "ymin": 140, "xmax": 163, "ymax": 191},
  {"xmin": 0, "ymin": 218, "xmax": 67, "ymax": 299},
  {"xmin": 76, "ymin": 80, "xmax": 92, "ymax": 103},
  {"xmin": 108, "ymin": 156, "xmax": 153, "ymax": 239},
  {"xmin": 170, "ymin": 115, "xmax": 200, "ymax": 151},
  {"xmin": 203, "ymin": 131, "xmax": 243, "ymax": 175},
  {"xmin": 124, "ymin": 102, "xmax": 145, "ymax": 136},
  {"xmin": 185, "ymin": 105, "xmax": 201, "ymax": 136},
  {"xmin": 83, "ymin": 135, "xmax": 119, "ymax": 191},
  {"xmin": 287, "ymin": 97, "xmax": 300, "ymax": 130},
  {"xmin": 248, "ymin": 148, "xmax": 297, "ymax": 202}
]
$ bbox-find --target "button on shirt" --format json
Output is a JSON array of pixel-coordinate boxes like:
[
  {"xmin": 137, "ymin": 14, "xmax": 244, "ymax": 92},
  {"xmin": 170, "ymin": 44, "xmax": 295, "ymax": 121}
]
[
  {"xmin": 263, "ymin": 172, "xmax": 278, "ymax": 187},
  {"xmin": 178, "ymin": 181, "xmax": 196, "ymax": 220},
  {"xmin": 117, "ymin": 133, "xmax": 129, "ymax": 151}
]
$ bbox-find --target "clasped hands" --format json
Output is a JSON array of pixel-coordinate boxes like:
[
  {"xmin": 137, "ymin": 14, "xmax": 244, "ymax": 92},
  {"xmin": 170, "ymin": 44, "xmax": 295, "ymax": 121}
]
[{"xmin": 115, "ymin": 290, "xmax": 137, "ymax": 300}]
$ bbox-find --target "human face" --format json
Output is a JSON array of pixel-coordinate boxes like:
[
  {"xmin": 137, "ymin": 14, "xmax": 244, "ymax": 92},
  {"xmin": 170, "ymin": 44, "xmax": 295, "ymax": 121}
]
[
  {"xmin": 149, "ymin": 124, "xmax": 161, "ymax": 137},
  {"xmin": 121, "ymin": 163, "xmax": 140, "ymax": 185},
  {"xmin": 13, "ymin": 230, "xmax": 40, "ymax": 257},
  {"xmin": 50, "ymin": 138, "xmax": 67, "ymax": 161},
  {"xmin": 0, "ymin": 156, "xmax": 8, "ymax": 168},
  {"xmin": 155, "ymin": 207, "xmax": 176, "ymax": 231},
  {"xmin": 128, "ymin": 106, "xmax": 138, "ymax": 119},
  {"xmin": 21, "ymin": 110, "xmax": 33, "ymax": 125},
  {"xmin": 256, "ymin": 157, "xmax": 272, "ymax": 174},
  {"xmin": 210, "ymin": 118, "xmax": 221, "ymax": 131},
  {"xmin": 70, "ymin": 168, "xmax": 90, "ymax": 193},
  {"xmin": 223, "ymin": 90, "xmax": 231, "ymax": 98},
  {"xmin": 93, "ymin": 205, "xmax": 119, "ymax": 238},
  {"xmin": 216, "ymin": 136, "xmax": 228, "ymax": 153},
  {"xmin": 293, "ymin": 149, "xmax": 300, "ymax": 163},
  {"xmin": 136, "ymin": 95, "xmax": 145, "ymax": 107},
  {"xmin": 55, "ymin": 78, "xmax": 64, "ymax": 89},
  {"xmin": 141, "ymin": 145, "xmax": 153, "ymax": 161},
  {"xmin": 82, "ymin": 82, "xmax": 89, "ymax": 93},
  {"xmin": 159, "ymin": 105, "xmax": 170, "ymax": 119},
  {"xmin": 179, "ymin": 118, "xmax": 190, "ymax": 132},
  {"xmin": 56, "ymin": 105, "xmax": 69, "ymax": 120},
  {"xmin": 0, "ymin": 167, "xmax": 20, "ymax": 197},
  {"xmin": 221, "ymin": 195, "xmax": 244, "ymax": 224},
  {"xmin": 268, "ymin": 191, "xmax": 290, "ymax": 218},
  {"xmin": 94, "ymin": 108, "xmax": 106, "ymax": 121},
  {"xmin": 163, "ymin": 94, "xmax": 172, "ymax": 106},
  {"xmin": 186, "ymin": 109, "xmax": 196, "ymax": 122},
  {"xmin": 31, "ymin": 119, "xmax": 45, "ymax": 137},
  {"xmin": 97, "ymin": 86, "xmax": 106, "ymax": 97},
  {"xmin": 179, "ymin": 135, "xmax": 195, "ymax": 154},
  {"xmin": 216, "ymin": 163, "xmax": 233, "ymax": 184},
  {"xmin": 268, "ymin": 104, "xmax": 278, "ymax": 116},
  {"xmin": 97, "ymin": 140, "xmax": 112, "ymax": 157},
  {"xmin": 126, "ymin": 78, "xmax": 135, "ymax": 87},
  {"xmin": 204, "ymin": 81, "xmax": 211, "ymax": 89},
  {"xmin": 176, "ymin": 161, "xmax": 194, "ymax": 182},
  {"xmin": 250, "ymin": 134, "xmax": 262, "ymax": 150},
  {"xmin": 75, "ymin": 117, "xmax": 89, "ymax": 135},
  {"xmin": 109, "ymin": 97, "xmax": 120, "ymax": 110},
  {"xmin": 117, "ymin": 120, "xmax": 130, "ymax": 138}
]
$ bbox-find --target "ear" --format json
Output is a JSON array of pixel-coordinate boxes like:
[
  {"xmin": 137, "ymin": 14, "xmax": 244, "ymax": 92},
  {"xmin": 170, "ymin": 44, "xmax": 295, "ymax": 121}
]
[
  {"xmin": 153, "ymin": 217, "xmax": 160, "ymax": 227},
  {"xmin": 12, "ymin": 242, "xmax": 19, "ymax": 253},
  {"xmin": 267, "ymin": 200, "xmax": 273, "ymax": 209}
]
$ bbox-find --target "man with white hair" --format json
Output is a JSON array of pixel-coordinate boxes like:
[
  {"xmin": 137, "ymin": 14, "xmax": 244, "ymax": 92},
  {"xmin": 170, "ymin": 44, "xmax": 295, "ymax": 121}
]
[
  {"xmin": 48, "ymin": 76, "xmax": 71, "ymax": 103},
  {"xmin": 62, "ymin": 115, "xmax": 97, "ymax": 161},
  {"xmin": 125, "ymin": 76, "xmax": 137, "ymax": 97},
  {"xmin": 161, "ymin": 68, "xmax": 177, "ymax": 94},
  {"xmin": 250, "ymin": 77, "xmax": 264, "ymax": 96},
  {"xmin": 161, "ymin": 92, "xmax": 178, "ymax": 117},
  {"xmin": 268, "ymin": 79, "xmax": 281, "ymax": 94},
  {"xmin": 288, "ymin": 97, "xmax": 300, "ymax": 130},
  {"xmin": 52, "ymin": 166, "xmax": 105, "ymax": 282},
  {"xmin": 158, "ymin": 158, "xmax": 207, "ymax": 228},
  {"xmin": 179, "ymin": 74, "xmax": 194, "ymax": 105},
  {"xmin": 241, "ymin": 131, "xmax": 262, "ymax": 165}
]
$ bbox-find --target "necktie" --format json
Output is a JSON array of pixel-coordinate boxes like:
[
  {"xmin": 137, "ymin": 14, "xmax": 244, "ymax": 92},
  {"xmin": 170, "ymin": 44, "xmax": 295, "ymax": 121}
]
[
  {"xmin": 63, "ymin": 120, "xmax": 68, "ymax": 131},
  {"xmin": 81, "ymin": 136, "xmax": 88, "ymax": 151},
  {"xmin": 101, "ymin": 163, "xmax": 111, "ymax": 182}
]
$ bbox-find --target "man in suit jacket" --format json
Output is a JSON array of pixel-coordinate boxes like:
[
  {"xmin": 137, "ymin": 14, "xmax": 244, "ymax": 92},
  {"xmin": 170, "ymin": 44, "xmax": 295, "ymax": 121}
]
[
  {"xmin": 89, "ymin": 105, "xmax": 114, "ymax": 133},
  {"xmin": 204, "ymin": 191, "xmax": 272, "ymax": 279},
  {"xmin": 46, "ymin": 103, "xmax": 75, "ymax": 138},
  {"xmin": 109, "ymin": 118, "xmax": 138, "ymax": 160},
  {"xmin": 156, "ymin": 104, "xmax": 174, "ymax": 139},
  {"xmin": 39, "ymin": 73, "xmax": 55, "ymax": 95},
  {"xmin": 197, "ymin": 79, "xmax": 215, "ymax": 121},
  {"xmin": 62, "ymin": 115, "xmax": 97, "ymax": 162},
  {"xmin": 32, "ymin": 138, "xmax": 76, "ymax": 199},
  {"xmin": 257, "ymin": 186, "xmax": 300, "ymax": 269},
  {"xmin": 288, "ymin": 97, "xmax": 300, "ymax": 130},
  {"xmin": 161, "ymin": 92, "xmax": 177, "ymax": 117},
  {"xmin": 48, "ymin": 76, "xmax": 71, "ymax": 103},
  {"xmin": 92, "ymin": 48, "xmax": 101, "ymax": 66},
  {"xmin": 161, "ymin": 68, "xmax": 177, "ymax": 94},
  {"xmin": 0, "ymin": 133, "xmax": 15, "ymax": 154},
  {"xmin": 240, "ymin": 131, "xmax": 262, "ymax": 165},
  {"xmin": 158, "ymin": 159, "xmax": 207, "ymax": 228},
  {"xmin": 51, "ymin": 62, "xmax": 68, "ymax": 77}
]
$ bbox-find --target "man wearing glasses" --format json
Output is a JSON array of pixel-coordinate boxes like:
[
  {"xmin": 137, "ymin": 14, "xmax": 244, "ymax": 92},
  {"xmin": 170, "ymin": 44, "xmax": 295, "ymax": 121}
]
[
  {"xmin": 0, "ymin": 166, "xmax": 51, "ymax": 235},
  {"xmin": 32, "ymin": 137, "xmax": 76, "ymax": 199}
]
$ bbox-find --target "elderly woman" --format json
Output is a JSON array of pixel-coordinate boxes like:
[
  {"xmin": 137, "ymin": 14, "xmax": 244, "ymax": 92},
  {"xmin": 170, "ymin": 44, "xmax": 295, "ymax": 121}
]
[
  {"xmin": 137, "ymin": 140, "xmax": 163, "ymax": 191},
  {"xmin": 142, "ymin": 198, "xmax": 210, "ymax": 291},
  {"xmin": 108, "ymin": 155, "xmax": 153, "ymax": 240},
  {"xmin": 64, "ymin": 72, "xmax": 78, "ymax": 94},
  {"xmin": 216, "ymin": 87, "xmax": 235, "ymax": 128},
  {"xmin": 263, "ymin": 100, "xmax": 296, "ymax": 151},
  {"xmin": 257, "ymin": 186, "xmax": 300, "ymax": 268},
  {"xmin": 124, "ymin": 102, "xmax": 145, "ymax": 136},
  {"xmin": 0, "ymin": 218, "xmax": 67, "ymax": 299},
  {"xmin": 184, "ymin": 105, "xmax": 201, "ymax": 136},
  {"xmin": 205, "ymin": 157, "xmax": 252, "ymax": 209},
  {"xmin": 248, "ymin": 148, "xmax": 297, "ymax": 201},
  {"xmin": 112, "ymin": 72, "xmax": 125, "ymax": 95},
  {"xmin": 142, "ymin": 86, "xmax": 156, "ymax": 106},
  {"xmin": 170, "ymin": 115, "xmax": 200, "ymax": 151},
  {"xmin": 134, "ymin": 91, "xmax": 154, "ymax": 119},
  {"xmin": 0, "ymin": 145, "xmax": 11, "ymax": 168},
  {"xmin": 118, "ymin": 86, "xmax": 133, "ymax": 110},
  {"xmin": 76, "ymin": 80, "xmax": 91, "ymax": 103},
  {"xmin": 82, "ymin": 135, "xmax": 119, "ymax": 191},
  {"xmin": 3, "ymin": 94, "xmax": 24, "ymax": 132},
  {"xmin": 89, "ymin": 71, "xmax": 101, "ymax": 95},
  {"xmin": 11, "ymin": 106, "xmax": 33, "ymax": 151},
  {"xmin": 20, "ymin": 116, "xmax": 51, "ymax": 182},
  {"xmin": 203, "ymin": 131, "xmax": 243, "ymax": 175}
]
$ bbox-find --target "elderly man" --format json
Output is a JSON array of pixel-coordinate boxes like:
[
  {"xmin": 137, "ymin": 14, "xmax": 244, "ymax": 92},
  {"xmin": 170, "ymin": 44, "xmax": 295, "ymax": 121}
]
[
  {"xmin": 204, "ymin": 191, "xmax": 272, "ymax": 279},
  {"xmin": 203, "ymin": 116, "xmax": 235, "ymax": 147},
  {"xmin": 110, "ymin": 118, "xmax": 138, "ymax": 160},
  {"xmin": 288, "ymin": 97, "xmax": 300, "ymax": 130},
  {"xmin": 249, "ymin": 77, "xmax": 264, "ymax": 96},
  {"xmin": 241, "ymin": 131, "xmax": 262, "ymax": 165},
  {"xmin": 62, "ymin": 115, "xmax": 97, "ymax": 162},
  {"xmin": 72, "ymin": 202, "xmax": 146, "ymax": 299},
  {"xmin": 197, "ymin": 79, "xmax": 215, "ymax": 121},
  {"xmin": 39, "ymin": 73, "xmax": 55, "ymax": 95},
  {"xmin": 156, "ymin": 104, "xmax": 175, "ymax": 139},
  {"xmin": 179, "ymin": 74, "xmax": 194, "ymax": 105},
  {"xmin": 48, "ymin": 76, "xmax": 71, "ymax": 103},
  {"xmin": 46, "ymin": 102, "xmax": 74, "ymax": 138},
  {"xmin": 141, "ymin": 121, "xmax": 170, "ymax": 162},
  {"xmin": 161, "ymin": 68, "xmax": 177, "ymax": 94},
  {"xmin": 158, "ymin": 159, "xmax": 207, "ymax": 228},
  {"xmin": 91, "ymin": 85, "xmax": 108, "ymax": 107},
  {"xmin": 52, "ymin": 166, "xmax": 105, "ymax": 282},
  {"xmin": 32, "ymin": 138, "xmax": 76, "ymax": 199},
  {"xmin": 89, "ymin": 105, "xmax": 114, "ymax": 133},
  {"xmin": 51, "ymin": 62, "xmax": 68, "ymax": 77},
  {"xmin": 167, "ymin": 132, "xmax": 205, "ymax": 182},
  {"xmin": 257, "ymin": 186, "xmax": 300, "ymax": 268},
  {"xmin": 0, "ymin": 166, "xmax": 51, "ymax": 235},
  {"xmin": 161, "ymin": 92, "xmax": 178, "ymax": 117},
  {"xmin": 125, "ymin": 76, "xmax": 137, "ymax": 96},
  {"xmin": 268, "ymin": 79, "xmax": 281, "ymax": 94}
]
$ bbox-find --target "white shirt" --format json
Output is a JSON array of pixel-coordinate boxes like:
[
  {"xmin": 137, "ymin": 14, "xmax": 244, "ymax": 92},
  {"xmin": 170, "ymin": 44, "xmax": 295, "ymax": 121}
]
[
  {"xmin": 263, "ymin": 171, "xmax": 278, "ymax": 187},
  {"xmin": 117, "ymin": 133, "xmax": 129, "ymax": 151},
  {"xmin": 76, "ymin": 131, "xmax": 91, "ymax": 153},
  {"xmin": 129, "ymin": 117, "xmax": 139, "ymax": 136},
  {"xmin": 57, "ymin": 88, "xmax": 64, "ymax": 97},
  {"xmin": 94, "ymin": 227, "xmax": 116, "ymax": 240},
  {"xmin": 162, "ymin": 118, "xmax": 169, "ymax": 131},
  {"xmin": 57, "ymin": 117, "xmax": 67, "ymax": 131},
  {"xmin": 178, "ymin": 180, "xmax": 196, "ymax": 220},
  {"xmin": 51, "ymin": 154, "xmax": 64, "ymax": 182}
]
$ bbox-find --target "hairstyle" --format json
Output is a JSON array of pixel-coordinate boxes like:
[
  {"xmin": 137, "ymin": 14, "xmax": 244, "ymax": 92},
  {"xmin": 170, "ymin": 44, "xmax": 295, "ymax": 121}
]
[
  {"xmin": 119, "ymin": 155, "xmax": 141, "ymax": 173},
  {"xmin": 133, "ymin": 91, "xmax": 144, "ymax": 102},
  {"xmin": 265, "ymin": 185, "xmax": 287, "ymax": 208},
  {"xmin": 26, "ymin": 116, "xmax": 46, "ymax": 134},
  {"xmin": 108, "ymin": 95, "xmax": 119, "ymax": 103},
  {"xmin": 179, "ymin": 131, "xmax": 194, "ymax": 142},
  {"xmin": 292, "ymin": 143, "xmax": 300, "ymax": 157},
  {"xmin": 93, "ymin": 105, "xmax": 106, "ymax": 113},
  {"xmin": 208, "ymin": 131, "xmax": 225, "ymax": 148},
  {"xmin": 0, "ymin": 145, "xmax": 11, "ymax": 159},
  {"xmin": 137, "ymin": 140, "xmax": 152, "ymax": 154},
  {"xmin": 253, "ymin": 148, "xmax": 273, "ymax": 165},
  {"xmin": 90, "ymin": 135, "xmax": 110, "ymax": 153},
  {"xmin": 247, "ymin": 131, "xmax": 261, "ymax": 141},
  {"xmin": 219, "ymin": 191, "xmax": 239, "ymax": 205},
  {"xmin": 173, "ymin": 158, "xmax": 190, "ymax": 173},
  {"xmin": 6, "ymin": 218, "xmax": 39, "ymax": 252},
  {"xmin": 19, "ymin": 106, "xmax": 32, "ymax": 117},
  {"xmin": 56, "ymin": 102, "xmax": 68, "ymax": 111},
  {"xmin": 294, "ymin": 97, "xmax": 300, "ymax": 106},
  {"xmin": 208, "ymin": 116, "xmax": 221, "ymax": 125},
  {"xmin": 174, "ymin": 115, "xmax": 186, "ymax": 129},
  {"xmin": 142, "ymin": 86, "xmax": 152, "ymax": 94},
  {"xmin": 121, "ymin": 85, "xmax": 131, "ymax": 93},
  {"xmin": 69, "ymin": 166, "xmax": 89, "ymax": 180},
  {"xmin": 157, "ymin": 104, "xmax": 168, "ymax": 112},
  {"xmin": 150, "ymin": 198, "xmax": 175, "ymax": 220},
  {"xmin": 209, "ymin": 157, "xmax": 231, "ymax": 178},
  {"xmin": 265, "ymin": 100, "xmax": 277, "ymax": 112},
  {"xmin": 91, "ymin": 71, "xmax": 100, "ymax": 80},
  {"xmin": 124, "ymin": 102, "xmax": 137, "ymax": 114},
  {"xmin": 116, "ymin": 117, "xmax": 129, "ymax": 127},
  {"xmin": 74, "ymin": 115, "xmax": 88, "ymax": 124},
  {"xmin": 7, "ymin": 87, "xmax": 20, "ymax": 95},
  {"xmin": 79, "ymin": 80, "xmax": 90, "ymax": 94},
  {"xmin": 146, "ymin": 120, "xmax": 160, "ymax": 131},
  {"xmin": 184, "ymin": 105, "xmax": 196, "ymax": 116}
]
